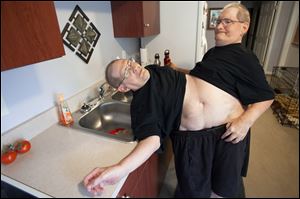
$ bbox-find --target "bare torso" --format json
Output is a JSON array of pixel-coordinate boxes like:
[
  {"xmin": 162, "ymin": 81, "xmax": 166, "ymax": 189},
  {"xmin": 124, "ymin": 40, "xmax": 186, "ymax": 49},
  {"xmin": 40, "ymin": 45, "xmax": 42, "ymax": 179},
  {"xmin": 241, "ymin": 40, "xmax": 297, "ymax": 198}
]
[{"xmin": 180, "ymin": 74, "xmax": 245, "ymax": 130}]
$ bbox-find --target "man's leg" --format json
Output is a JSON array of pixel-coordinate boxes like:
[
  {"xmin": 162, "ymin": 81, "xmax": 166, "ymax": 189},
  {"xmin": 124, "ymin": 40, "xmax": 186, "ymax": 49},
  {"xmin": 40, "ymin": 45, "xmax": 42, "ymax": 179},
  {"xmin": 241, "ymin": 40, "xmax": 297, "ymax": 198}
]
[
  {"xmin": 211, "ymin": 135, "xmax": 249, "ymax": 198},
  {"xmin": 237, "ymin": 178, "xmax": 246, "ymax": 198},
  {"xmin": 171, "ymin": 130, "xmax": 216, "ymax": 197}
]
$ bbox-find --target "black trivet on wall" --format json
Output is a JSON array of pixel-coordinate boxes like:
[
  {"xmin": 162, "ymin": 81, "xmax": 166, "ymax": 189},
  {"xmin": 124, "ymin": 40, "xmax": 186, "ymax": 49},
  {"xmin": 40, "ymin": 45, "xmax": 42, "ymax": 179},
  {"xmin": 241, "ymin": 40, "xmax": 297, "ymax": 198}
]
[{"xmin": 61, "ymin": 5, "xmax": 101, "ymax": 63}]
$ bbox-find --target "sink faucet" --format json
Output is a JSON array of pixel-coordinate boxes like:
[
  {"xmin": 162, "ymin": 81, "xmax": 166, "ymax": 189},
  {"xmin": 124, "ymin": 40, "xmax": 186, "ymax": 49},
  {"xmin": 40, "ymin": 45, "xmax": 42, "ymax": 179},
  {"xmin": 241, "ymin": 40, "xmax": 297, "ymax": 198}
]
[
  {"xmin": 98, "ymin": 82, "xmax": 116, "ymax": 99},
  {"xmin": 98, "ymin": 82, "xmax": 107, "ymax": 99}
]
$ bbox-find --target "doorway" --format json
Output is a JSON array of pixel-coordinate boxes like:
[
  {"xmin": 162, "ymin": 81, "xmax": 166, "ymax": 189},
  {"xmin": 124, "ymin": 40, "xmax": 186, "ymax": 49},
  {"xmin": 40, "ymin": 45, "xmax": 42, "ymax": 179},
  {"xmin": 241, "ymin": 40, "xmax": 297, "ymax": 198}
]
[
  {"xmin": 241, "ymin": 1, "xmax": 261, "ymax": 50},
  {"xmin": 241, "ymin": 1, "xmax": 278, "ymax": 67}
]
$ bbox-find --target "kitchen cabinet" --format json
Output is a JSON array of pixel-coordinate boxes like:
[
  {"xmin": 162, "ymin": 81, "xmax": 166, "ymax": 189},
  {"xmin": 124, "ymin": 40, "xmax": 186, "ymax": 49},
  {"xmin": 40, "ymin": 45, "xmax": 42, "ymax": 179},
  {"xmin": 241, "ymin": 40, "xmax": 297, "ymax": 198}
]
[
  {"xmin": 117, "ymin": 153, "xmax": 159, "ymax": 197},
  {"xmin": 117, "ymin": 138, "xmax": 173, "ymax": 197},
  {"xmin": 1, "ymin": 1, "xmax": 65, "ymax": 71},
  {"xmin": 111, "ymin": 1, "xmax": 160, "ymax": 37}
]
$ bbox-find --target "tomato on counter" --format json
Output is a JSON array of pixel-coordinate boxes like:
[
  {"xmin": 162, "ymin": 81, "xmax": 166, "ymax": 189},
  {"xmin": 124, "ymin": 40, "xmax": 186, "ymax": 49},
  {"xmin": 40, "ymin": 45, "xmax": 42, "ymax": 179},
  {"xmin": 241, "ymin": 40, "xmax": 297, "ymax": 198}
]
[
  {"xmin": 15, "ymin": 140, "xmax": 31, "ymax": 154},
  {"xmin": 1, "ymin": 149, "xmax": 17, "ymax": 165}
]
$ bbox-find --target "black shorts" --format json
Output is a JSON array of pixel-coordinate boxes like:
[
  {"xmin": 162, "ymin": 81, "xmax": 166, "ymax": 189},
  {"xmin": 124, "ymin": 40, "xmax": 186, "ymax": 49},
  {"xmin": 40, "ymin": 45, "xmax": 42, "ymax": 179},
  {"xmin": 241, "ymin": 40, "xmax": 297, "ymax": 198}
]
[{"xmin": 170, "ymin": 124, "xmax": 250, "ymax": 198}]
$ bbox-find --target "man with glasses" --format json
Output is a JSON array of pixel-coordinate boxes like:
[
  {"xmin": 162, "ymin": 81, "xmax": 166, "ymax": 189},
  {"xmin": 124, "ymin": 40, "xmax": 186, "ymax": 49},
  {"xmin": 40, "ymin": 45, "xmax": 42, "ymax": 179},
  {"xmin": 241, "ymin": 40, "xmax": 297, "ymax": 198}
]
[{"xmin": 84, "ymin": 3, "xmax": 274, "ymax": 197}]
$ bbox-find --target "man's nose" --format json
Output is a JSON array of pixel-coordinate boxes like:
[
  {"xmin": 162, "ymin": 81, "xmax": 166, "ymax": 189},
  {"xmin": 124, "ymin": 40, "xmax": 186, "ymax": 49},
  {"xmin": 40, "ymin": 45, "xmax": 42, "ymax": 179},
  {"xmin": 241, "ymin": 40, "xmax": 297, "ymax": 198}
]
[{"xmin": 215, "ymin": 23, "xmax": 224, "ymax": 31}]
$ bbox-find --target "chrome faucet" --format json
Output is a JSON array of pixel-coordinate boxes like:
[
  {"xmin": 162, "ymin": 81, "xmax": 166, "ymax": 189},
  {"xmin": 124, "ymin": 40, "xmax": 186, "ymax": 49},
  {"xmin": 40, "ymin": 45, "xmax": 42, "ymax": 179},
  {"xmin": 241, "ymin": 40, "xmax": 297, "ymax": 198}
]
[
  {"xmin": 98, "ymin": 82, "xmax": 107, "ymax": 99},
  {"xmin": 98, "ymin": 82, "xmax": 116, "ymax": 99}
]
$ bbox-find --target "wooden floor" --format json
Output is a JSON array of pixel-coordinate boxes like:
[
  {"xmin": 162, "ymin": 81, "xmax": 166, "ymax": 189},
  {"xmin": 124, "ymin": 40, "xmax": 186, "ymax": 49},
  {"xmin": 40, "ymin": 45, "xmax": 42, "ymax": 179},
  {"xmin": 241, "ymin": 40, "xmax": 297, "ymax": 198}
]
[{"xmin": 159, "ymin": 108, "xmax": 299, "ymax": 197}]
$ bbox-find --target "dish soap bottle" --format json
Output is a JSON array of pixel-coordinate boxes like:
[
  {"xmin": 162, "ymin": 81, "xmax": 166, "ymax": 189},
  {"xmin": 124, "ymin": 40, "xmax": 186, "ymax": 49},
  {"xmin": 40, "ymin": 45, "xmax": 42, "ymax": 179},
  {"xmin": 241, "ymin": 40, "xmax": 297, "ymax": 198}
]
[
  {"xmin": 154, "ymin": 53, "xmax": 161, "ymax": 66},
  {"xmin": 57, "ymin": 94, "xmax": 73, "ymax": 126}
]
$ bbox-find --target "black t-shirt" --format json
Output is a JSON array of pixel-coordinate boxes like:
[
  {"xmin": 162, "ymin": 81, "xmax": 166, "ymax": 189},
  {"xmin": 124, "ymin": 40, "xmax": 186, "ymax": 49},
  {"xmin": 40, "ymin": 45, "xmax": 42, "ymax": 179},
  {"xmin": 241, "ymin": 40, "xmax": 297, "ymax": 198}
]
[
  {"xmin": 131, "ymin": 65, "xmax": 186, "ymax": 151},
  {"xmin": 190, "ymin": 43, "xmax": 275, "ymax": 105}
]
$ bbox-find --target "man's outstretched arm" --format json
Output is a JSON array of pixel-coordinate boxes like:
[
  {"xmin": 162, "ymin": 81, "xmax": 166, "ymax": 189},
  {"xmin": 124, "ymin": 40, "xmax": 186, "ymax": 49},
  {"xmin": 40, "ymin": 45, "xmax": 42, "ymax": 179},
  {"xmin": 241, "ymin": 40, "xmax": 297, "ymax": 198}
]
[{"xmin": 83, "ymin": 135, "xmax": 161, "ymax": 195}]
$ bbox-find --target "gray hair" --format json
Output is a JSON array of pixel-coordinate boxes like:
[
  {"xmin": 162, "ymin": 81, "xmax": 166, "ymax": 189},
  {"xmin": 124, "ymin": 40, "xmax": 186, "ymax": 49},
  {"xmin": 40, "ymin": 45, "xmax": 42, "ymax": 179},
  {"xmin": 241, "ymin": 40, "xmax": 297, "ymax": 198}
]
[
  {"xmin": 105, "ymin": 59, "xmax": 121, "ymax": 88},
  {"xmin": 223, "ymin": 3, "xmax": 250, "ymax": 24}
]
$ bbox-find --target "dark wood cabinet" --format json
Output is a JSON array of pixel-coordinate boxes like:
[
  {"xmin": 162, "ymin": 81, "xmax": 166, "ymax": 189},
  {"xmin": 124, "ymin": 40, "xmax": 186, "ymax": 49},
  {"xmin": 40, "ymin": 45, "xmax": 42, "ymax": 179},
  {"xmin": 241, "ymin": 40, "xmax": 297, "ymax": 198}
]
[
  {"xmin": 1, "ymin": 1, "xmax": 65, "ymax": 71},
  {"xmin": 118, "ymin": 154, "xmax": 159, "ymax": 198},
  {"xmin": 111, "ymin": 1, "xmax": 160, "ymax": 37},
  {"xmin": 117, "ymin": 138, "xmax": 173, "ymax": 198}
]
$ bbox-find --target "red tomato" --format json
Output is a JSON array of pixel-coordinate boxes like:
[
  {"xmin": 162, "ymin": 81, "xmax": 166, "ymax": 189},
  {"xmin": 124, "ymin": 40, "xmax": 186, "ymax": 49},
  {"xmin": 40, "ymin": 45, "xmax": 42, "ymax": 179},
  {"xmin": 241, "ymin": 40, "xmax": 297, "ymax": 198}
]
[
  {"xmin": 1, "ymin": 150, "xmax": 17, "ymax": 165},
  {"xmin": 15, "ymin": 140, "xmax": 31, "ymax": 154}
]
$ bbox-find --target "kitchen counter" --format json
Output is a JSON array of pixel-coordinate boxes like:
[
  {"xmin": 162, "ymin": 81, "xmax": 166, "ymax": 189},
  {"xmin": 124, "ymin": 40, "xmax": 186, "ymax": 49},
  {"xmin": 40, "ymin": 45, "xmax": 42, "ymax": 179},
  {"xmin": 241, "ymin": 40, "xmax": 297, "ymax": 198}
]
[{"xmin": 1, "ymin": 124, "xmax": 137, "ymax": 198}]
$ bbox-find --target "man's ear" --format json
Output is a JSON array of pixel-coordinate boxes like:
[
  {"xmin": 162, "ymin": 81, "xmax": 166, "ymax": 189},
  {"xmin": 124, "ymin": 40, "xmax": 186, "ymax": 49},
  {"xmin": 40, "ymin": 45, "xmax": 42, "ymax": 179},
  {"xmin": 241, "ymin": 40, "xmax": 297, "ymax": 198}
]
[
  {"xmin": 241, "ymin": 22, "xmax": 249, "ymax": 35},
  {"xmin": 118, "ymin": 85, "xmax": 130, "ymax": 93}
]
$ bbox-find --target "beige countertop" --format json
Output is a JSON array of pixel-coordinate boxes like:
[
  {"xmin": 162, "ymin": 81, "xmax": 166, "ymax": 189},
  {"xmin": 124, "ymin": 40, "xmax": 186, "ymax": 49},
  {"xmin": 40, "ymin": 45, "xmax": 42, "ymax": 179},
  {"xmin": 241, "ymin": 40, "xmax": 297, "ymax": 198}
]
[{"xmin": 1, "ymin": 124, "xmax": 137, "ymax": 198}]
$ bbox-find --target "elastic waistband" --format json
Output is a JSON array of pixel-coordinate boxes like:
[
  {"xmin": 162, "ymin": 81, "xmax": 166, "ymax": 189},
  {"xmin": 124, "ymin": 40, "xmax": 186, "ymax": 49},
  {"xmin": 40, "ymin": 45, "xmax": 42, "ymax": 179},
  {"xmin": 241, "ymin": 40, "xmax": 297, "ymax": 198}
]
[{"xmin": 172, "ymin": 124, "xmax": 227, "ymax": 137}]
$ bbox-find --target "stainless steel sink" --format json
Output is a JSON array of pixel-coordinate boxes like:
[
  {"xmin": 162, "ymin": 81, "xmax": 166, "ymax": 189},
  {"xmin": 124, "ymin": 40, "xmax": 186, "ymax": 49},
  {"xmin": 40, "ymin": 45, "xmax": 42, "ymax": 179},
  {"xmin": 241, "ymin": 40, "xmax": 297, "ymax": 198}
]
[{"xmin": 71, "ymin": 92, "xmax": 134, "ymax": 143}]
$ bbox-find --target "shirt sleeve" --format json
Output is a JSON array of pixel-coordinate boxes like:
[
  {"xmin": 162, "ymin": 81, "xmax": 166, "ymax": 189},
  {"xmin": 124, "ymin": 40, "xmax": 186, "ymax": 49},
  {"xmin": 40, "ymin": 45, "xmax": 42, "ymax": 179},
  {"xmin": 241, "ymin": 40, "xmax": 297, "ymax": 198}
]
[
  {"xmin": 131, "ymin": 110, "xmax": 162, "ymax": 141},
  {"xmin": 236, "ymin": 55, "xmax": 275, "ymax": 105},
  {"xmin": 130, "ymin": 83, "xmax": 163, "ymax": 141},
  {"xmin": 131, "ymin": 90, "xmax": 166, "ymax": 153}
]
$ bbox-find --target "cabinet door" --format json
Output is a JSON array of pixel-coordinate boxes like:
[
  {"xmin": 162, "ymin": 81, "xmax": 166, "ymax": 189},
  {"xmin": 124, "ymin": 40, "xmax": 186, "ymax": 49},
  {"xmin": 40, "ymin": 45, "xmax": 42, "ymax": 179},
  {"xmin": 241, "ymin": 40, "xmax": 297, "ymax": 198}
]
[
  {"xmin": 1, "ymin": 1, "xmax": 65, "ymax": 71},
  {"xmin": 111, "ymin": 1, "xmax": 160, "ymax": 37},
  {"xmin": 117, "ymin": 156, "xmax": 147, "ymax": 197},
  {"xmin": 117, "ymin": 153, "xmax": 159, "ymax": 197},
  {"xmin": 142, "ymin": 1, "xmax": 160, "ymax": 37},
  {"xmin": 137, "ymin": 153, "xmax": 159, "ymax": 197},
  {"xmin": 117, "ymin": 138, "xmax": 173, "ymax": 197}
]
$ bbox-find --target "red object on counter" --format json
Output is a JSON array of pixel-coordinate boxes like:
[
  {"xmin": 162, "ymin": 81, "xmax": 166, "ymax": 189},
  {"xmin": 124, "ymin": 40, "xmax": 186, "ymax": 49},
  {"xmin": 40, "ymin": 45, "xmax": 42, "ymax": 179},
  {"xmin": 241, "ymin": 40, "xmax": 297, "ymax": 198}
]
[
  {"xmin": 15, "ymin": 140, "xmax": 31, "ymax": 154},
  {"xmin": 1, "ymin": 150, "xmax": 17, "ymax": 165}
]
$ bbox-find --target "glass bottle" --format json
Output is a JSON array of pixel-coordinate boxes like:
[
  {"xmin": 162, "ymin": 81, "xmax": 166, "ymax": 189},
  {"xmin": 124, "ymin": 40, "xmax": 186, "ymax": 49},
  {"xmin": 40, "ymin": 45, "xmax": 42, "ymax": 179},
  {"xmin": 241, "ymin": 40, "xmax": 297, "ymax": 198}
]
[
  {"xmin": 154, "ymin": 53, "xmax": 161, "ymax": 66},
  {"xmin": 164, "ymin": 49, "xmax": 171, "ymax": 66}
]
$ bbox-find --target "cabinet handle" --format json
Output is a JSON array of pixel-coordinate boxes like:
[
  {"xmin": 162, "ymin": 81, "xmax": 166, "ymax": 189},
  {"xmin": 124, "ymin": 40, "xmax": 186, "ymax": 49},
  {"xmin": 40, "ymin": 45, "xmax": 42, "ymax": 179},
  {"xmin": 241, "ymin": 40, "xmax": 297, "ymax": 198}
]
[{"xmin": 144, "ymin": 23, "xmax": 150, "ymax": 27}]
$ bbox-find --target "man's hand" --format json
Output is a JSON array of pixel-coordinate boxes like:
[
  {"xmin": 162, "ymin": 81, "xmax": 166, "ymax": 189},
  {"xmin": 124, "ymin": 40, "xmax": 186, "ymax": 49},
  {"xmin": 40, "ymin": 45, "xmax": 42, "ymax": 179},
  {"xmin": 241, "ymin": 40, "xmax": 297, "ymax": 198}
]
[
  {"xmin": 83, "ymin": 135, "xmax": 161, "ymax": 195},
  {"xmin": 221, "ymin": 99, "xmax": 274, "ymax": 144},
  {"xmin": 221, "ymin": 117, "xmax": 250, "ymax": 144},
  {"xmin": 83, "ymin": 164, "xmax": 125, "ymax": 196}
]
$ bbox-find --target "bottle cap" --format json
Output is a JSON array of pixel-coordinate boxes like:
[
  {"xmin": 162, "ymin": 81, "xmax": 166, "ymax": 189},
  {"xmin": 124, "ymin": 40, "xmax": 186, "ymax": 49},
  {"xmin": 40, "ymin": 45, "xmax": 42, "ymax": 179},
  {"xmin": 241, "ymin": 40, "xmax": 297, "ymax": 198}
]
[
  {"xmin": 155, "ymin": 53, "xmax": 160, "ymax": 58},
  {"xmin": 164, "ymin": 49, "xmax": 169, "ymax": 55},
  {"xmin": 57, "ymin": 93, "xmax": 64, "ymax": 102}
]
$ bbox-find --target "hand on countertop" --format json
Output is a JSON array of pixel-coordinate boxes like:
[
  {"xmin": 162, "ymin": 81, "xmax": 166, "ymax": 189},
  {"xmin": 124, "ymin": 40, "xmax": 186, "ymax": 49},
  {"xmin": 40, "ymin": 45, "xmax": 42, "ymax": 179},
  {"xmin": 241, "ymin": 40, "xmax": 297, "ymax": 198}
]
[{"xmin": 83, "ymin": 164, "xmax": 126, "ymax": 196}]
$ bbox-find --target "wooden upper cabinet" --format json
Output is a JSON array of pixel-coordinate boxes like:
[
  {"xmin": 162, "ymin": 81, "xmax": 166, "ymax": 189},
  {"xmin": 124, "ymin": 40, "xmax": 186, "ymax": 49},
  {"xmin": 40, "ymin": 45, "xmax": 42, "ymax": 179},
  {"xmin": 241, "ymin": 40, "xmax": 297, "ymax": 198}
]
[
  {"xmin": 1, "ymin": 1, "xmax": 65, "ymax": 71},
  {"xmin": 111, "ymin": 1, "xmax": 160, "ymax": 37}
]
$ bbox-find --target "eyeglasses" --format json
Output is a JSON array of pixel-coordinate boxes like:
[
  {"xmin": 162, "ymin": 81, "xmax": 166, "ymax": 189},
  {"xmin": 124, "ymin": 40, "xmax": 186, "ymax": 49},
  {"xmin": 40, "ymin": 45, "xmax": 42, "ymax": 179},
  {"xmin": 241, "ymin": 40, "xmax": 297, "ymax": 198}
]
[
  {"xmin": 118, "ymin": 60, "xmax": 132, "ymax": 87},
  {"xmin": 216, "ymin": 18, "xmax": 244, "ymax": 26}
]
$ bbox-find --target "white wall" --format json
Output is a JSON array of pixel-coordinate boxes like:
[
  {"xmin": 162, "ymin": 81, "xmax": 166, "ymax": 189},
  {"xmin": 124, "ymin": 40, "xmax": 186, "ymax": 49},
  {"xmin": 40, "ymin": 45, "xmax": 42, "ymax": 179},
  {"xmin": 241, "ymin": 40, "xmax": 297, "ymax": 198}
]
[{"xmin": 1, "ymin": 1, "xmax": 139, "ymax": 133}]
